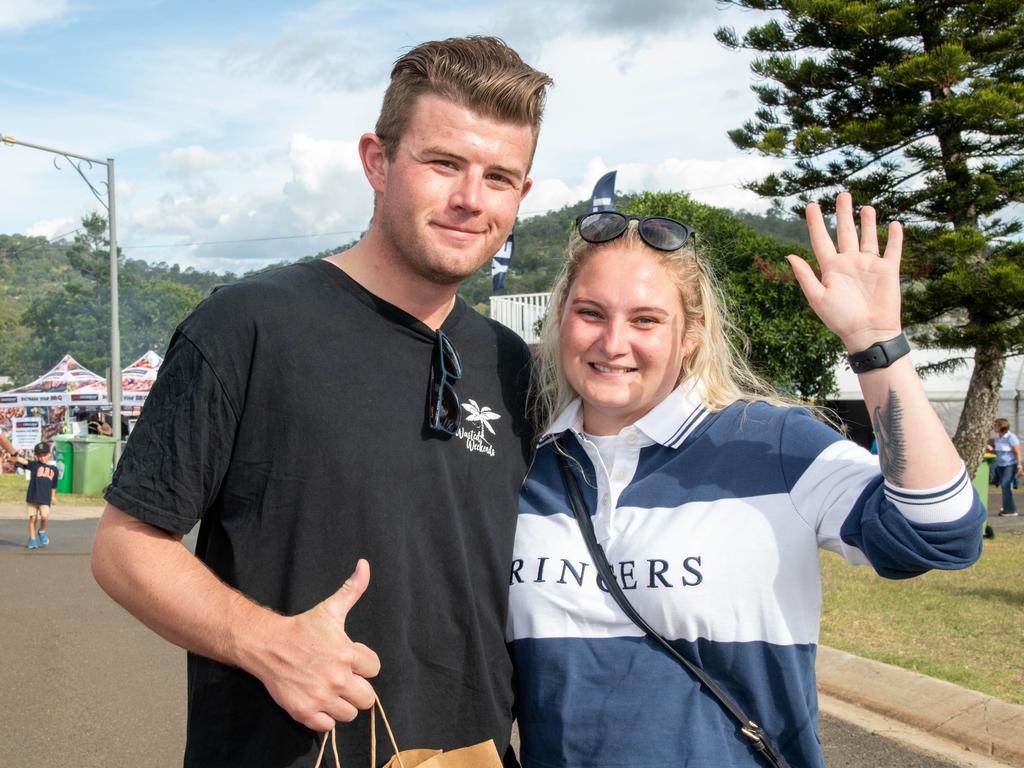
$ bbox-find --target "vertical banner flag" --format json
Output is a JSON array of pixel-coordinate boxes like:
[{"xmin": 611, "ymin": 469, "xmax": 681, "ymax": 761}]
[
  {"xmin": 590, "ymin": 170, "xmax": 617, "ymax": 212},
  {"xmin": 491, "ymin": 233, "xmax": 514, "ymax": 292}
]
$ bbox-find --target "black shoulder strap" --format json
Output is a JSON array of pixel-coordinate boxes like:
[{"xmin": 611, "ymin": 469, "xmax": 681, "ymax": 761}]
[{"xmin": 554, "ymin": 442, "xmax": 791, "ymax": 768}]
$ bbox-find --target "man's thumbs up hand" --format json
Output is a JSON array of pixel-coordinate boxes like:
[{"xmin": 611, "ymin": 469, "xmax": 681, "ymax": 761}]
[
  {"xmin": 321, "ymin": 557, "xmax": 372, "ymax": 625},
  {"xmin": 245, "ymin": 559, "xmax": 381, "ymax": 732}
]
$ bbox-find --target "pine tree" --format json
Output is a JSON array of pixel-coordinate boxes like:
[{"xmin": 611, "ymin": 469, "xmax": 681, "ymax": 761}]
[{"xmin": 717, "ymin": 0, "xmax": 1024, "ymax": 473}]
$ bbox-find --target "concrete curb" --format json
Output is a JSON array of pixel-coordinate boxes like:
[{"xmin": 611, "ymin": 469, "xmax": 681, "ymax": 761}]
[{"xmin": 817, "ymin": 646, "xmax": 1024, "ymax": 766}]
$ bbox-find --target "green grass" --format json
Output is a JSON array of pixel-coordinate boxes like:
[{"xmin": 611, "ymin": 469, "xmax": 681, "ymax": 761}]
[
  {"xmin": 0, "ymin": 473, "xmax": 107, "ymax": 507},
  {"xmin": 820, "ymin": 535, "xmax": 1024, "ymax": 704}
]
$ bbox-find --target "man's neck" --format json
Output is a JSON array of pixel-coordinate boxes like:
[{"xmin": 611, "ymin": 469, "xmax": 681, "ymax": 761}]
[{"xmin": 324, "ymin": 234, "xmax": 458, "ymax": 331}]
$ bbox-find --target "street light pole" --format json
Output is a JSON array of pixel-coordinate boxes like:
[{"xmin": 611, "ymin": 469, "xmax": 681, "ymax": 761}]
[
  {"xmin": 106, "ymin": 157, "xmax": 122, "ymax": 450},
  {"xmin": 1, "ymin": 134, "xmax": 123, "ymax": 456}
]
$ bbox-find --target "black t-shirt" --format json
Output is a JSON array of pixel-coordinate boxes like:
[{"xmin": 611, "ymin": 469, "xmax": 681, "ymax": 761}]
[
  {"xmin": 106, "ymin": 260, "xmax": 534, "ymax": 767},
  {"xmin": 26, "ymin": 460, "xmax": 58, "ymax": 505}
]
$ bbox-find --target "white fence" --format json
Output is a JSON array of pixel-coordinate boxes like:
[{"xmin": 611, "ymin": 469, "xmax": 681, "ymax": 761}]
[{"xmin": 489, "ymin": 292, "xmax": 550, "ymax": 345}]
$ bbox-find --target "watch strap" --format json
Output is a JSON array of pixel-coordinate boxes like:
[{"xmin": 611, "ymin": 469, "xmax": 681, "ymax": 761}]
[{"xmin": 847, "ymin": 333, "xmax": 910, "ymax": 374}]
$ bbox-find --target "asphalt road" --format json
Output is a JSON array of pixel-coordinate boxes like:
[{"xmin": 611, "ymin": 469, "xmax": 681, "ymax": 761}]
[{"xmin": 0, "ymin": 517, "xmax": 1002, "ymax": 767}]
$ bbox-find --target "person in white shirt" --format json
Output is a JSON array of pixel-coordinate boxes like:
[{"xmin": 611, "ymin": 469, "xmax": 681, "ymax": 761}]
[{"xmin": 988, "ymin": 417, "xmax": 1022, "ymax": 515}]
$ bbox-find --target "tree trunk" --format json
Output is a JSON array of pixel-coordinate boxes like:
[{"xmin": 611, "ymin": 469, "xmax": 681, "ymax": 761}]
[{"xmin": 953, "ymin": 344, "xmax": 1005, "ymax": 478}]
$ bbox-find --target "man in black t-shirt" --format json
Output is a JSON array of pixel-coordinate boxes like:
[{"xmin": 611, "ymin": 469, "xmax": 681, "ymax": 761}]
[{"xmin": 91, "ymin": 37, "xmax": 551, "ymax": 767}]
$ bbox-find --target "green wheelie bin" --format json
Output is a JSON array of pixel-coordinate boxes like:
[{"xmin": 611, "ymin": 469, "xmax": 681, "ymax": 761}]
[
  {"xmin": 70, "ymin": 435, "xmax": 118, "ymax": 495},
  {"xmin": 975, "ymin": 452, "xmax": 995, "ymax": 538},
  {"xmin": 53, "ymin": 436, "xmax": 74, "ymax": 494}
]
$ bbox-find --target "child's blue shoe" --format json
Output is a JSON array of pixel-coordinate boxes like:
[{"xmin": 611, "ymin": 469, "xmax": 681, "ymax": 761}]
[
  {"xmin": 27, "ymin": 539, "xmax": 39, "ymax": 550},
  {"xmin": 38, "ymin": 531, "xmax": 49, "ymax": 547}
]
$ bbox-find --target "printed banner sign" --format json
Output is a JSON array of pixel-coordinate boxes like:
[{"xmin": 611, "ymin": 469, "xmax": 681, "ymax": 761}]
[{"xmin": 11, "ymin": 417, "xmax": 42, "ymax": 450}]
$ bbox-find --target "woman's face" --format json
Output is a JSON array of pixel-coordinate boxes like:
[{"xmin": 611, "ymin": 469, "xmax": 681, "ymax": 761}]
[{"xmin": 559, "ymin": 242, "xmax": 695, "ymax": 435}]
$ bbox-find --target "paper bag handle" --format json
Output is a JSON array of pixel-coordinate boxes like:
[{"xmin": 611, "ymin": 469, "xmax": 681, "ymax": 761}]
[{"xmin": 313, "ymin": 694, "xmax": 405, "ymax": 768}]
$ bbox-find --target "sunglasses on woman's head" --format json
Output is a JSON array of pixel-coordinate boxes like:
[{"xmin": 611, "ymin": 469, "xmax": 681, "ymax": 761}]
[
  {"xmin": 428, "ymin": 329, "xmax": 463, "ymax": 435},
  {"xmin": 575, "ymin": 211, "xmax": 694, "ymax": 252}
]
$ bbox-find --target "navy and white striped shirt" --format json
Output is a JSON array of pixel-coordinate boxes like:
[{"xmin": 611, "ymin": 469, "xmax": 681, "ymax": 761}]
[{"xmin": 507, "ymin": 384, "xmax": 984, "ymax": 768}]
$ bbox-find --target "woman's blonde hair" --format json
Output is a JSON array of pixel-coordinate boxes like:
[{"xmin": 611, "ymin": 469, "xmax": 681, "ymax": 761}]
[{"xmin": 532, "ymin": 222, "xmax": 799, "ymax": 432}]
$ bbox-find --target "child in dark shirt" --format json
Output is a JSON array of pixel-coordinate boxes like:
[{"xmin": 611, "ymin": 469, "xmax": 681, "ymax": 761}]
[{"xmin": 13, "ymin": 441, "xmax": 59, "ymax": 549}]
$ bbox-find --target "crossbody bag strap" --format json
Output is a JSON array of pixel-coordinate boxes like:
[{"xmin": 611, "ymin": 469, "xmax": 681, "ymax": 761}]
[{"xmin": 554, "ymin": 443, "xmax": 792, "ymax": 768}]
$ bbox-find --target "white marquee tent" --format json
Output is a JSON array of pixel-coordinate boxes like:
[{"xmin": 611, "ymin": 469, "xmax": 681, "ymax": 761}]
[
  {"xmin": 0, "ymin": 355, "xmax": 106, "ymax": 407},
  {"xmin": 70, "ymin": 350, "xmax": 164, "ymax": 406},
  {"xmin": 832, "ymin": 348, "xmax": 1024, "ymax": 436},
  {"xmin": 0, "ymin": 351, "xmax": 164, "ymax": 409}
]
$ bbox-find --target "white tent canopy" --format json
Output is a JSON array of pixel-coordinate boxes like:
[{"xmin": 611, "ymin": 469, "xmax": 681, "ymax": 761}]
[
  {"xmin": 65, "ymin": 350, "xmax": 164, "ymax": 406},
  {"xmin": 0, "ymin": 351, "xmax": 164, "ymax": 409},
  {"xmin": 832, "ymin": 348, "xmax": 1024, "ymax": 436},
  {"xmin": 0, "ymin": 355, "xmax": 106, "ymax": 407}
]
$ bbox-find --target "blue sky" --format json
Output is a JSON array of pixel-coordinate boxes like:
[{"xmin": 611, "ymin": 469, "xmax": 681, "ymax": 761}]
[{"xmin": 1, "ymin": 0, "xmax": 785, "ymax": 273}]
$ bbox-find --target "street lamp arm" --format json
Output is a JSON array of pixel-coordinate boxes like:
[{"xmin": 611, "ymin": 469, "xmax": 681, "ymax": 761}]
[
  {"xmin": 2, "ymin": 134, "xmax": 109, "ymax": 209},
  {"xmin": 2, "ymin": 133, "xmax": 107, "ymax": 166}
]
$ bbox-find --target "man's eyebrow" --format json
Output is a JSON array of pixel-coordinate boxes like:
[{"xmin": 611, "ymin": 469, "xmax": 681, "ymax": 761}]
[{"xmin": 421, "ymin": 145, "xmax": 464, "ymax": 161}]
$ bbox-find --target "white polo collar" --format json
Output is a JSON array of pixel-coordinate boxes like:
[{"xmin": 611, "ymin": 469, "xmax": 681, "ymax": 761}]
[{"xmin": 540, "ymin": 381, "xmax": 710, "ymax": 449}]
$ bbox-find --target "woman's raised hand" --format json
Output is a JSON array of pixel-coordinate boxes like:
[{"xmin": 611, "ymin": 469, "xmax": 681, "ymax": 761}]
[{"xmin": 786, "ymin": 191, "xmax": 903, "ymax": 353}]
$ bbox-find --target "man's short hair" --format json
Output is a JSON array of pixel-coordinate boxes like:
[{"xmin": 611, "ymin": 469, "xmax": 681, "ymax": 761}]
[{"xmin": 375, "ymin": 36, "xmax": 553, "ymax": 163}]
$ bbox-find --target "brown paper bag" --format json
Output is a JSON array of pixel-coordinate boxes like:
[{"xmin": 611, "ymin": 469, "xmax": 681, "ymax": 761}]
[
  {"xmin": 380, "ymin": 741, "xmax": 502, "ymax": 768},
  {"xmin": 314, "ymin": 695, "xmax": 502, "ymax": 768}
]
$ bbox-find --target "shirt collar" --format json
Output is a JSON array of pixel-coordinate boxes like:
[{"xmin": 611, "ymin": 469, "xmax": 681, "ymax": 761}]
[{"xmin": 539, "ymin": 380, "xmax": 710, "ymax": 449}]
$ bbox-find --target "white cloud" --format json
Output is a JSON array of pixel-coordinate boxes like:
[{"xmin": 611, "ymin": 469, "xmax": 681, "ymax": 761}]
[
  {"xmin": 159, "ymin": 146, "xmax": 224, "ymax": 179},
  {"xmin": 0, "ymin": 0, "xmax": 69, "ymax": 31},
  {"xmin": 619, "ymin": 156, "xmax": 786, "ymax": 212},
  {"xmin": 523, "ymin": 154, "xmax": 786, "ymax": 218},
  {"xmin": 287, "ymin": 133, "xmax": 362, "ymax": 195},
  {"xmin": 119, "ymin": 132, "xmax": 373, "ymax": 272},
  {"xmin": 25, "ymin": 216, "xmax": 75, "ymax": 240}
]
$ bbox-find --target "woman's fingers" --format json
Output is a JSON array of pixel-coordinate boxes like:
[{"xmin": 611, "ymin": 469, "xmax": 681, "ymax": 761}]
[
  {"xmin": 859, "ymin": 205, "xmax": 879, "ymax": 256},
  {"xmin": 805, "ymin": 202, "xmax": 836, "ymax": 262},
  {"xmin": 835, "ymin": 192, "xmax": 860, "ymax": 255},
  {"xmin": 883, "ymin": 220, "xmax": 903, "ymax": 265},
  {"xmin": 807, "ymin": 192, "xmax": 899, "ymax": 267}
]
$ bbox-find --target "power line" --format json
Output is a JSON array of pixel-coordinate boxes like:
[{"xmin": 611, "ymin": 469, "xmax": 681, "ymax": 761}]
[{"xmin": 121, "ymin": 229, "xmax": 365, "ymax": 250}]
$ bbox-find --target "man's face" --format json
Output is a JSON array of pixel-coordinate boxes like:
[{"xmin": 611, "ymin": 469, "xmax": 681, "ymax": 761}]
[{"xmin": 370, "ymin": 93, "xmax": 534, "ymax": 286}]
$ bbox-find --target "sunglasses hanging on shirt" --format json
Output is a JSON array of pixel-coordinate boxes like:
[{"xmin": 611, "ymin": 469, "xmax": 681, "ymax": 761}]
[{"xmin": 428, "ymin": 329, "xmax": 463, "ymax": 436}]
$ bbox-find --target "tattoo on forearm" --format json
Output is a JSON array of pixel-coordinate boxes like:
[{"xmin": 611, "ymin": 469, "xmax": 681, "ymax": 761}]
[{"xmin": 871, "ymin": 389, "xmax": 907, "ymax": 486}]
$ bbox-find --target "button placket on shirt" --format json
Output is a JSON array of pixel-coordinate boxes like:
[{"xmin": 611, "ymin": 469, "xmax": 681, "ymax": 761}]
[
  {"xmin": 576, "ymin": 433, "xmax": 615, "ymax": 543},
  {"xmin": 579, "ymin": 428, "xmax": 645, "ymax": 544}
]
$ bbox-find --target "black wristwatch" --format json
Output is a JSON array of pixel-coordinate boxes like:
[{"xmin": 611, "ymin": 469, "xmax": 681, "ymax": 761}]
[{"xmin": 847, "ymin": 333, "xmax": 910, "ymax": 373}]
